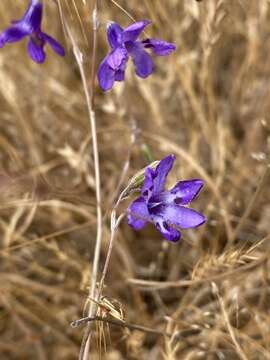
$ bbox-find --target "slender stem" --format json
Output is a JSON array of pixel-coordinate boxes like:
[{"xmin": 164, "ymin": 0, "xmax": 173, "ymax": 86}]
[
  {"xmin": 79, "ymin": 109, "xmax": 102, "ymax": 360},
  {"xmin": 71, "ymin": 315, "xmax": 203, "ymax": 348},
  {"xmin": 98, "ymin": 212, "xmax": 125, "ymax": 295},
  {"xmin": 89, "ymin": 5, "xmax": 99, "ymax": 108},
  {"xmin": 97, "ymin": 129, "xmax": 136, "ymax": 296},
  {"xmin": 108, "ymin": 125, "xmax": 136, "ymax": 208},
  {"xmin": 71, "ymin": 315, "xmax": 171, "ymax": 338},
  {"xmin": 55, "ymin": 1, "xmax": 102, "ymax": 358},
  {"xmin": 79, "ymin": 2, "xmax": 102, "ymax": 359}
]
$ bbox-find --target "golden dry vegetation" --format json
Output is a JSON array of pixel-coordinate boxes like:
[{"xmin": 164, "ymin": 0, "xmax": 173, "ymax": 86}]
[{"xmin": 0, "ymin": 0, "xmax": 270, "ymax": 359}]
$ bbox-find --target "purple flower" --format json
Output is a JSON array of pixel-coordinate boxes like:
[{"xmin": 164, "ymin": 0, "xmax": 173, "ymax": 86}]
[
  {"xmin": 98, "ymin": 20, "xmax": 176, "ymax": 91},
  {"xmin": 127, "ymin": 155, "xmax": 206, "ymax": 242},
  {"xmin": 0, "ymin": 0, "xmax": 65, "ymax": 63}
]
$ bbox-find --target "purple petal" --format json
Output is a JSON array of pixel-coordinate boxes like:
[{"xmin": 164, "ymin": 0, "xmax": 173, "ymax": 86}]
[
  {"xmin": 127, "ymin": 197, "xmax": 150, "ymax": 230},
  {"xmin": 98, "ymin": 56, "xmax": 116, "ymax": 91},
  {"xmin": 141, "ymin": 155, "xmax": 175, "ymax": 199},
  {"xmin": 130, "ymin": 43, "xmax": 154, "ymax": 78},
  {"xmin": 123, "ymin": 20, "xmax": 150, "ymax": 42},
  {"xmin": 16, "ymin": 0, "xmax": 42, "ymax": 33},
  {"xmin": 107, "ymin": 22, "xmax": 123, "ymax": 49},
  {"xmin": 114, "ymin": 69, "xmax": 125, "ymax": 81},
  {"xmin": 27, "ymin": 38, "xmax": 45, "ymax": 63},
  {"xmin": 106, "ymin": 47, "xmax": 128, "ymax": 70},
  {"xmin": 141, "ymin": 167, "xmax": 155, "ymax": 199},
  {"xmin": 142, "ymin": 38, "xmax": 176, "ymax": 56},
  {"xmin": 170, "ymin": 179, "xmax": 204, "ymax": 205},
  {"xmin": 41, "ymin": 32, "xmax": 65, "ymax": 56},
  {"xmin": 98, "ymin": 47, "xmax": 128, "ymax": 90},
  {"xmin": 152, "ymin": 204, "xmax": 206, "ymax": 229},
  {"xmin": 154, "ymin": 218, "xmax": 181, "ymax": 242},
  {"xmin": 0, "ymin": 27, "xmax": 28, "ymax": 47},
  {"xmin": 152, "ymin": 155, "xmax": 175, "ymax": 195}
]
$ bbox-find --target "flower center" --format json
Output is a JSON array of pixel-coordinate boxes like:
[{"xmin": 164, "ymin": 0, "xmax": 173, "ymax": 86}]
[{"xmin": 31, "ymin": 32, "xmax": 44, "ymax": 47}]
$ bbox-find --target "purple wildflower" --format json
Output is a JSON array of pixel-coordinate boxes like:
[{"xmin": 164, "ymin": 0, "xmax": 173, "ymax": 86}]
[
  {"xmin": 127, "ymin": 155, "xmax": 206, "ymax": 242},
  {"xmin": 0, "ymin": 0, "xmax": 65, "ymax": 63},
  {"xmin": 98, "ymin": 20, "xmax": 176, "ymax": 91}
]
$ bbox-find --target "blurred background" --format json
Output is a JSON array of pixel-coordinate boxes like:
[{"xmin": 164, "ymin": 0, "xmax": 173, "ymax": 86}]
[{"xmin": 0, "ymin": 0, "xmax": 270, "ymax": 359}]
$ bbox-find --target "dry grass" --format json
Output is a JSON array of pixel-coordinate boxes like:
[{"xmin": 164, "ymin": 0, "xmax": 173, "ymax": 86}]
[{"xmin": 0, "ymin": 0, "xmax": 270, "ymax": 359}]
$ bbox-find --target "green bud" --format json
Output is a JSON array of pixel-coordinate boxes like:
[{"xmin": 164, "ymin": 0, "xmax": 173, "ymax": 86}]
[{"xmin": 121, "ymin": 160, "xmax": 159, "ymax": 199}]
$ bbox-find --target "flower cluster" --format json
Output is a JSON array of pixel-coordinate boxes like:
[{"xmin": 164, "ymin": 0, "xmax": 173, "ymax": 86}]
[
  {"xmin": 128, "ymin": 155, "xmax": 206, "ymax": 242},
  {"xmin": 0, "ymin": 2, "xmax": 206, "ymax": 243},
  {"xmin": 98, "ymin": 20, "xmax": 176, "ymax": 91},
  {"xmin": 0, "ymin": 0, "xmax": 65, "ymax": 63}
]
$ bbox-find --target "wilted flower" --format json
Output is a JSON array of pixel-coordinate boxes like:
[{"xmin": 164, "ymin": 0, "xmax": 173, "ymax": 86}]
[
  {"xmin": 98, "ymin": 20, "xmax": 176, "ymax": 91},
  {"xmin": 127, "ymin": 155, "xmax": 206, "ymax": 242},
  {"xmin": 0, "ymin": 0, "xmax": 65, "ymax": 63}
]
